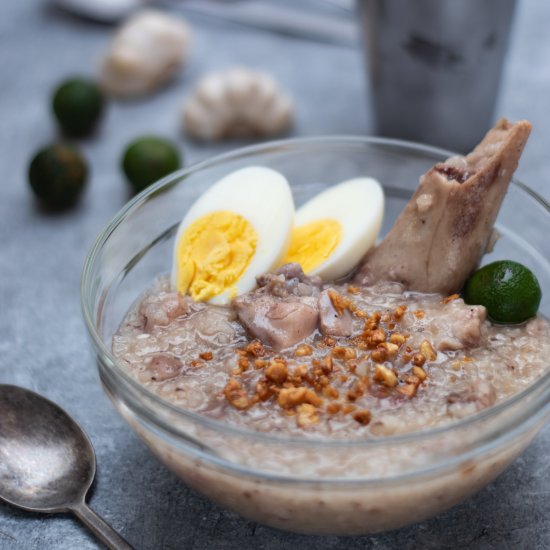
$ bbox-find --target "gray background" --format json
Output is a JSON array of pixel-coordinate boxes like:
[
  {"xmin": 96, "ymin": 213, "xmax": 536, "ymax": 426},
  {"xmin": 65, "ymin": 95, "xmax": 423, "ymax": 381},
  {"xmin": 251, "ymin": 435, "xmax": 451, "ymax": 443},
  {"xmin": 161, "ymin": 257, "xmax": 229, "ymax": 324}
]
[{"xmin": 0, "ymin": 1, "xmax": 549, "ymax": 548}]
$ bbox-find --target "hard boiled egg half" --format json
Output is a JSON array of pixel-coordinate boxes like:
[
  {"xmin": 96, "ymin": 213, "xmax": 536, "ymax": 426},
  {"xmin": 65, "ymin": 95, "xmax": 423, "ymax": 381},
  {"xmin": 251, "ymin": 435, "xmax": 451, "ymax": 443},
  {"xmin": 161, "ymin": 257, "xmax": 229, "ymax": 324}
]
[
  {"xmin": 171, "ymin": 166, "xmax": 294, "ymax": 304},
  {"xmin": 283, "ymin": 177, "xmax": 384, "ymax": 280}
]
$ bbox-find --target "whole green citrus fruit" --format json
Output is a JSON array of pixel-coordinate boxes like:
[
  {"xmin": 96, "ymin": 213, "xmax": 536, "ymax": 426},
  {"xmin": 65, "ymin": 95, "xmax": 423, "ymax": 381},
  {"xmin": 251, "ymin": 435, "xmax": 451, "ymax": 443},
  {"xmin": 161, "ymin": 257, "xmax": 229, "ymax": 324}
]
[
  {"xmin": 52, "ymin": 78, "xmax": 105, "ymax": 137},
  {"xmin": 122, "ymin": 136, "xmax": 181, "ymax": 194},
  {"xmin": 463, "ymin": 260, "xmax": 542, "ymax": 324},
  {"xmin": 28, "ymin": 144, "xmax": 88, "ymax": 209}
]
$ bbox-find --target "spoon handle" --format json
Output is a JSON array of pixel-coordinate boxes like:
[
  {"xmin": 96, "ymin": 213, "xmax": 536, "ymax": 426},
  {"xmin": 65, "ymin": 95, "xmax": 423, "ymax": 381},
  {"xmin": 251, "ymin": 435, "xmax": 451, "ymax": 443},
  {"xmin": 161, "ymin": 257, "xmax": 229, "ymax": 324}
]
[{"xmin": 71, "ymin": 502, "xmax": 134, "ymax": 550}]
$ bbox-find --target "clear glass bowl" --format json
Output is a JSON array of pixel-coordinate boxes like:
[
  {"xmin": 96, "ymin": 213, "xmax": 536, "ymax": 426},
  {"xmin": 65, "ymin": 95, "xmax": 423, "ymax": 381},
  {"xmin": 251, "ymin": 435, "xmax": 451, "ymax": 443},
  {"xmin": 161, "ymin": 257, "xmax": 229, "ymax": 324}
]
[{"xmin": 81, "ymin": 137, "xmax": 550, "ymax": 535}]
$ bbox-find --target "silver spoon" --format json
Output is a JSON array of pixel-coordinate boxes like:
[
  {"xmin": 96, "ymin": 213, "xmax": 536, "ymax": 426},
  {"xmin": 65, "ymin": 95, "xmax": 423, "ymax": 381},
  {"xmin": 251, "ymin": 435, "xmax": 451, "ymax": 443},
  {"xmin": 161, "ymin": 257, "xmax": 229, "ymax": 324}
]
[{"xmin": 0, "ymin": 384, "xmax": 133, "ymax": 550}]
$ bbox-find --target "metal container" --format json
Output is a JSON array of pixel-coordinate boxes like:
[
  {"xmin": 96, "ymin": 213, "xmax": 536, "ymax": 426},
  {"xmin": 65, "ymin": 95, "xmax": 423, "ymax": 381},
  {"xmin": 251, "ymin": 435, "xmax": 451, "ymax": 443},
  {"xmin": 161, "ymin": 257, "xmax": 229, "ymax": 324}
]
[{"xmin": 358, "ymin": 0, "xmax": 518, "ymax": 151}]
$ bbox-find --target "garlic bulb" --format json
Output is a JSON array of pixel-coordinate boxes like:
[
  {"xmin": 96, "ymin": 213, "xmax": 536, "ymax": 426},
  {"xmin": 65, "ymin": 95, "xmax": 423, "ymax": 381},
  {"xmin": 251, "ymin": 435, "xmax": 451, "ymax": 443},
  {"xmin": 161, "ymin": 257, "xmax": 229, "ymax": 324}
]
[
  {"xmin": 183, "ymin": 67, "xmax": 293, "ymax": 141},
  {"xmin": 100, "ymin": 10, "xmax": 191, "ymax": 97}
]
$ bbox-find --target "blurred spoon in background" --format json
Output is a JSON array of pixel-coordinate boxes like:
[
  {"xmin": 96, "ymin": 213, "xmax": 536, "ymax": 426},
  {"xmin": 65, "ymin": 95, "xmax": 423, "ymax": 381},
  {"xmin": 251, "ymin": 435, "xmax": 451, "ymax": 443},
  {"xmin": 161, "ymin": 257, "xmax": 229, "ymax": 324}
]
[
  {"xmin": 52, "ymin": 0, "xmax": 358, "ymax": 46},
  {"xmin": 53, "ymin": 0, "xmax": 148, "ymax": 23}
]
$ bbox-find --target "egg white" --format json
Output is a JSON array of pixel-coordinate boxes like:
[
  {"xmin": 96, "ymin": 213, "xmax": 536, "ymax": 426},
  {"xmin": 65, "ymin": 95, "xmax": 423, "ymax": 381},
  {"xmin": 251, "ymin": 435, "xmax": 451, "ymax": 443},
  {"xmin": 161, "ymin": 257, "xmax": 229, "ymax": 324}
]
[
  {"xmin": 171, "ymin": 166, "xmax": 294, "ymax": 304},
  {"xmin": 294, "ymin": 177, "xmax": 384, "ymax": 280}
]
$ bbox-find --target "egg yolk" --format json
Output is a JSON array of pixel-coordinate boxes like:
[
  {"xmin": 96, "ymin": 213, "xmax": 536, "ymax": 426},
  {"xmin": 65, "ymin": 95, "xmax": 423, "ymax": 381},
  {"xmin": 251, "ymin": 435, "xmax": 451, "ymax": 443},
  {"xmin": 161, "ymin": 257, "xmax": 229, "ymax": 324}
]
[
  {"xmin": 284, "ymin": 219, "xmax": 342, "ymax": 273},
  {"xmin": 176, "ymin": 211, "xmax": 257, "ymax": 301}
]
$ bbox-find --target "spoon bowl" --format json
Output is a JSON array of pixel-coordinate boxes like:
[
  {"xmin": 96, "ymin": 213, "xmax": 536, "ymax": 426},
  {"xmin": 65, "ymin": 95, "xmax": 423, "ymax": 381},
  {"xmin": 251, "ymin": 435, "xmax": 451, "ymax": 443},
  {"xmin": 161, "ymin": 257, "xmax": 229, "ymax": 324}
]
[
  {"xmin": 0, "ymin": 385, "xmax": 132, "ymax": 549},
  {"xmin": 0, "ymin": 385, "xmax": 94, "ymax": 511}
]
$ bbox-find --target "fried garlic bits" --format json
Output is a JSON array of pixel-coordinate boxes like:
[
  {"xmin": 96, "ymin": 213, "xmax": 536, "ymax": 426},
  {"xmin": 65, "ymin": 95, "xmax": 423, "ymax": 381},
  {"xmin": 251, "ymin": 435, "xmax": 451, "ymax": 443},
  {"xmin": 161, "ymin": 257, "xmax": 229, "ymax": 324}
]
[
  {"xmin": 100, "ymin": 10, "xmax": 191, "ymax": 98},
  {"xmin": 182, "ymin": 67, "xmax": 293, "ymax": 141}
]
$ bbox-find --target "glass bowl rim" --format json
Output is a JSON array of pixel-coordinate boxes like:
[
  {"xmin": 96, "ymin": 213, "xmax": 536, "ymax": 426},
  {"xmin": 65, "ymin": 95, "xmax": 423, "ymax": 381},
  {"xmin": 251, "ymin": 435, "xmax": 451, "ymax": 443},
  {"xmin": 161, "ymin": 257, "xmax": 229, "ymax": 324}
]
[{"xmin": 81, "ymin": 134, "xmax": 550, "ymax": 450}]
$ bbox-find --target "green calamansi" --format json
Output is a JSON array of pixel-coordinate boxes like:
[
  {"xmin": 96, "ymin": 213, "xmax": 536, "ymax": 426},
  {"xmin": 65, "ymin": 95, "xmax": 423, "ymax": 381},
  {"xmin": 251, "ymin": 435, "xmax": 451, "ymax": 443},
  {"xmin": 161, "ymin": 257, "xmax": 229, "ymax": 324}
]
[
  {"xmin": 463, "ymin": 260, "xmax": 542, "ymax": 324},
  {"xmin": 28, "ymin": 144, "xmax": 88, "ymax": 209},
  {"xmin": 122, "ymin": 136, "xmax": 181, "ymax": 193},
  {"xmin": 52, "ymin": 78, "xmax": 105, "ymax": 137}
]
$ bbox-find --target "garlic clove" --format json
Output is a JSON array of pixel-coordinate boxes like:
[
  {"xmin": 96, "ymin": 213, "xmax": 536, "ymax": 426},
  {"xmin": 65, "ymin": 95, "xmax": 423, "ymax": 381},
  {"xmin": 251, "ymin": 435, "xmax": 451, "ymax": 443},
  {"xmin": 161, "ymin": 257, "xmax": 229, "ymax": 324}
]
[
  {"xmin": 100, "ymin": 10, "xmax": 191, "ymax": 98},
  {"xmin": 182, "ymin": 67, "xmax": 293, "ymax": 141}
]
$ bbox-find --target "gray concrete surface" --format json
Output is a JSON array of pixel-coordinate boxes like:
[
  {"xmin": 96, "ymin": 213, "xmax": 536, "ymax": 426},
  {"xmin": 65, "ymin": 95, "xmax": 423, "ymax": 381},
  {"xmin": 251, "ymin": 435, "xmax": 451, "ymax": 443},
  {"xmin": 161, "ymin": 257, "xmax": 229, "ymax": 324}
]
[{"xmin": 0, "ymin": 1, "xmax": 549, "ymax": 548}]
